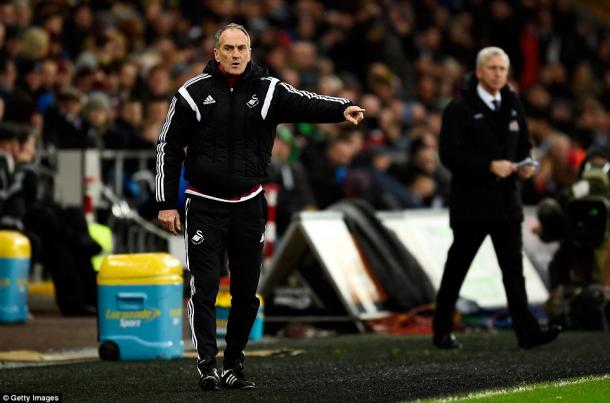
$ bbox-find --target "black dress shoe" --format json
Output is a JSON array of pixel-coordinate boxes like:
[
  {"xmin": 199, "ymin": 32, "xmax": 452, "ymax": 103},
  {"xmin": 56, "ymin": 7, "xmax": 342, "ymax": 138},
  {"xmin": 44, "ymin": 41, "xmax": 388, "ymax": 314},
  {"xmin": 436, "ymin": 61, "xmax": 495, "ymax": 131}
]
[
  {"xmin": 433, "ymin": 333, "xmax": 462, "ymax": 350},
  {"xmin": 518, "ymin": 325, "xmax": 561, "ymax": 349}
]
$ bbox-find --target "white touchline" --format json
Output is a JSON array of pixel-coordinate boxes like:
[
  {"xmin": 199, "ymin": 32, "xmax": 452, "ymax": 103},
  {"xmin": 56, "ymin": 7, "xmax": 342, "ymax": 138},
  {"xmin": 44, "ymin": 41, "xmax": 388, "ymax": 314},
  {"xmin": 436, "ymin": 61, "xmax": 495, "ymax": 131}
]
[{"xmin": 434, "ymin": 374, "xmax": 610, "ymax": 402}]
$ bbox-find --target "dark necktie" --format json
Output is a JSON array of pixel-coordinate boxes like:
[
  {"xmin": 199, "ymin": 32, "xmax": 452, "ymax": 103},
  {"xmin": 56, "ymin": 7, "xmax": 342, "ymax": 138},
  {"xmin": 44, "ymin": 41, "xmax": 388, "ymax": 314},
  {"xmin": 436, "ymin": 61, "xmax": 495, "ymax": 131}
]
[{"xmin": 492, "ymin": 99, "xmax": 500, "ymax": 111}]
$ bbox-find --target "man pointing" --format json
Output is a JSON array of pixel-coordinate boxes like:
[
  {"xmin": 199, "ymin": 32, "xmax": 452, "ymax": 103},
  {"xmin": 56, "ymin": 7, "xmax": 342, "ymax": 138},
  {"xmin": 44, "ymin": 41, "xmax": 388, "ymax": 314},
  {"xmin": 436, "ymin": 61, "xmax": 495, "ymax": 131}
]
[{"xmin": 156, "ymin": 23, "xmax": 364, "ymax": 391}]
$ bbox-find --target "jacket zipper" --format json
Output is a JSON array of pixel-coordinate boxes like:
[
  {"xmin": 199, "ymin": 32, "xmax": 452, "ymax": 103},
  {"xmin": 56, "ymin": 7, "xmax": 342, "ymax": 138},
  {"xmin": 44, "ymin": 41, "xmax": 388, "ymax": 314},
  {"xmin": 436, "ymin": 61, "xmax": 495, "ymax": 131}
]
[{"xmin": 228, "ymin": 86, "xmax": 234, "ymax": 174}]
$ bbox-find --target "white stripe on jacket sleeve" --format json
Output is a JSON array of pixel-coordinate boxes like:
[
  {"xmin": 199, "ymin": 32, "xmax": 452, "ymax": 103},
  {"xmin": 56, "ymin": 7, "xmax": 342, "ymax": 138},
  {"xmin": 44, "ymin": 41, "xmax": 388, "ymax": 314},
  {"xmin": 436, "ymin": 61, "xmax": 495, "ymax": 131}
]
[
  {"xmin": 279, "ymin": 82, "xmax": 349, "ymax": 104},
  {"xmin": 155, "ymin": 96, "xmax": 177, "ymax": 202},
  {"xmin": 178, "ymin": 87, "xmax": 201, "ymax": 122},
  {"xmin": 261, "ymin": 77, "xmax": 279, "ymax": 120}
]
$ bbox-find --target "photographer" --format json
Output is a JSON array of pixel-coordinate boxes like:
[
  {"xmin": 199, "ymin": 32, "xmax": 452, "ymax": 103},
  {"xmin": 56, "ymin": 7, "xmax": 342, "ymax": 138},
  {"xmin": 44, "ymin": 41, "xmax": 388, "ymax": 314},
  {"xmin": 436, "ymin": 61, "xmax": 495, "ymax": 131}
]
[{"xmin": 538, "ymin": 146, "xmax": 610, "ymax": 330}]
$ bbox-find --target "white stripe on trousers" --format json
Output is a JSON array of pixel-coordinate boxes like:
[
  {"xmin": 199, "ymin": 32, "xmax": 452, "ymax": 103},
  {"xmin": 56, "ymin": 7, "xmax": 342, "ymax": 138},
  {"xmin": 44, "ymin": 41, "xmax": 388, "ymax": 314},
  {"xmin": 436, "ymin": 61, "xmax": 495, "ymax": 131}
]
[{"xmin": 184, "ymin": 198, "xmax": 202, "ymax": 376}]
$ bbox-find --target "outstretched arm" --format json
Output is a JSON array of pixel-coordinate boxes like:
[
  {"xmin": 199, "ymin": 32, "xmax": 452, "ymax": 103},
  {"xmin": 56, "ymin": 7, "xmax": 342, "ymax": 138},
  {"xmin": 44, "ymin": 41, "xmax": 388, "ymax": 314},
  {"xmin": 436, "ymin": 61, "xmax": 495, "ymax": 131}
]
[{"xmin": 269, "ymin": 80, "xmax": 364, "ymax": 124}]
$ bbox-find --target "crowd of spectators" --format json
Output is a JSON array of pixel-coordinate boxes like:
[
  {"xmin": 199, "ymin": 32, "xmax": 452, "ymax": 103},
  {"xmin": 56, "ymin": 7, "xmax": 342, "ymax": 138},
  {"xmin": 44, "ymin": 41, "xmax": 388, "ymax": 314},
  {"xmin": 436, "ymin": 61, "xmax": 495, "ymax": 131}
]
[{"xmin": 0, "ymin": 0, "xmax": 608, "ymax": 238}]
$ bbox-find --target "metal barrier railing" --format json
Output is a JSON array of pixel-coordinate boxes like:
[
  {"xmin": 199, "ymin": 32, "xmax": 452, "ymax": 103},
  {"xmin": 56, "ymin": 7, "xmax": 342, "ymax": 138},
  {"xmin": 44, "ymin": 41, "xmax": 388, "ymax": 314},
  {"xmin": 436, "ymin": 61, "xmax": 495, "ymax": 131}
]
[
  {"xmin": 102, "ymin": 186, "xmax": 171, "ymax": 254},
  {"xmin": 99, "ymin": 149, "xmax": 157, "ymax": 197}
]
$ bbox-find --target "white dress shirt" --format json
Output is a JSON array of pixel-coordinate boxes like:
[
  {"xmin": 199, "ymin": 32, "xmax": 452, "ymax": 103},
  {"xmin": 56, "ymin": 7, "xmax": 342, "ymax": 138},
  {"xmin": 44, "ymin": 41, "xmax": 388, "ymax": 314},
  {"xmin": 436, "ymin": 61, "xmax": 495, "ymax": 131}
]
[{"xmin": 477, "ymin": 84, "xmax": 502, "ymax": 111}]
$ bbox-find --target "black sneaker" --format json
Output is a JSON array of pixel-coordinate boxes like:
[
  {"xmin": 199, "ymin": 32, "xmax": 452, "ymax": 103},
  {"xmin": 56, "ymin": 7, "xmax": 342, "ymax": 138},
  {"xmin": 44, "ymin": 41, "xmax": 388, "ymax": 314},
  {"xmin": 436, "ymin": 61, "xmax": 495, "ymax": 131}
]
[
  {"xmin": 221, "ymin": 368, "xmax": 255, "ymax": 389},
  {"xmin": 199, "ymin": 368, "xmax": 220, "ymax": 391}
]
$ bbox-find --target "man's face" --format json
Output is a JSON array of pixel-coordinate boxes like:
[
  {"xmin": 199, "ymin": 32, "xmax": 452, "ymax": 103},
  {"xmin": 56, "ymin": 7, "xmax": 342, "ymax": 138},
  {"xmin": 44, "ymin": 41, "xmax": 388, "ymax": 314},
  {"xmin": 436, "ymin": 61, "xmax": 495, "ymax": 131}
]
[
  {"xmin": 214, "ymin": 28, "xmax": 251, "ymax": 75},
  {"xmin": 476, "ymin": 53, "xmax": 509, "ymax": 95},
  {"xmin": 63, "ymin": 98, "xmax": 82, "ymax": 116},
  {"xmin": 123, "ymin": 102, "xmax": 142, "ymax": 126}
]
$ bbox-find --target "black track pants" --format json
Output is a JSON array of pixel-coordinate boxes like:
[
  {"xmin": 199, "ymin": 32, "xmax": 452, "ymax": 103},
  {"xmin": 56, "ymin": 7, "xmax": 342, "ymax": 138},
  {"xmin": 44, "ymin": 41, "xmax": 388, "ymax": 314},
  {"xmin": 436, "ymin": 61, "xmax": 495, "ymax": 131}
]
[{"xmin": 184, "ymin": 193, "xmax": 266, "ymax": 372}]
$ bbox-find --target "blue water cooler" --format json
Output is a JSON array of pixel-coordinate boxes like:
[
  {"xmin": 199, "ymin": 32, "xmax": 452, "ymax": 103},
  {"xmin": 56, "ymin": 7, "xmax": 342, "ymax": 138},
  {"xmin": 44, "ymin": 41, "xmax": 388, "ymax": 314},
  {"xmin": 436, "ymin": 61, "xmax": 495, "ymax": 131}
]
[
  {"xmin": 215, "ymin": 278, "xmax": 264, "ymax": 341},
  {"xmin": 97, "ymin": 253, "xmax": 184, "ymax": 360},
  {"xmin": 0, "ymin": 231, "xmax": 31, "ymax": 323}
]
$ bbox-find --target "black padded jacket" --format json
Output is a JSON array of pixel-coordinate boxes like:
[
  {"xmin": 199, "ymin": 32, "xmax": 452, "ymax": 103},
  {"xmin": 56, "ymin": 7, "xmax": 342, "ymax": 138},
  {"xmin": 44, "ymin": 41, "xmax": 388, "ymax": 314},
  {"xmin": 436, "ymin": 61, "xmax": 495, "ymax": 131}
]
[{"xmin": 155, "ymin": 60, "xmax": 352, "ymax": 210}]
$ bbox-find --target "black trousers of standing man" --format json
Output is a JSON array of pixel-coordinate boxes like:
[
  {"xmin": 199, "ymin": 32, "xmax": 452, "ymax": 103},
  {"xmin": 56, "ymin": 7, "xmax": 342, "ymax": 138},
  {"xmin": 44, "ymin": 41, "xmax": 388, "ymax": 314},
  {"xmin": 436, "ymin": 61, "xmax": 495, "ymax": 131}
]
[
  {"xmin": 184, "ymin": 193, "xmax": 267, "ymax": 375},
  {"xmin": 433, "ymin": 221, "xmax": 539, "ymax": 339}
]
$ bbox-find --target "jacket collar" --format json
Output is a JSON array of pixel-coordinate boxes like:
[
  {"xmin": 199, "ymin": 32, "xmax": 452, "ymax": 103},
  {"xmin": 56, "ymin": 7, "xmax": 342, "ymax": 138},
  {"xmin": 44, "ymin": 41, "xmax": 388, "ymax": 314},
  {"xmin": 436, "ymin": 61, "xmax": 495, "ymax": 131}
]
[
  {"xmin": 462, "ymin": 73, "xmax": 512, "ymax": 111},
  {"xmin": 203, "ymin": 60, "xmax": 268, "ymax": 82}
]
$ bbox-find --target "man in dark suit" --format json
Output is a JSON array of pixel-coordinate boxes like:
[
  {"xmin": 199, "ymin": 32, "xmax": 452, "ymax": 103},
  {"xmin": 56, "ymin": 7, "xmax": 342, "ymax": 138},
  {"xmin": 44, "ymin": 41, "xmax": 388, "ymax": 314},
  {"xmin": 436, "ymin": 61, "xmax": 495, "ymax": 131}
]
[{"xmin": 433, "ymin": 47, "xmax": 560, "ymax": 349}]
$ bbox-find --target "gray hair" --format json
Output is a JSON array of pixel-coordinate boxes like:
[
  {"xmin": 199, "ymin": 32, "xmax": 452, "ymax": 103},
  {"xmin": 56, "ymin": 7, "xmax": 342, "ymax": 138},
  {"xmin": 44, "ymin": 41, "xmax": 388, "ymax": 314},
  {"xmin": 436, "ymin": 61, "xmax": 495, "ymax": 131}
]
[
  {"xmin": 213, "ymin": 23, "xmax": 251, "ymax": 49},
  {"xmin": 476, "ymin": 47, "xmax": 510, "ymax": 68}
]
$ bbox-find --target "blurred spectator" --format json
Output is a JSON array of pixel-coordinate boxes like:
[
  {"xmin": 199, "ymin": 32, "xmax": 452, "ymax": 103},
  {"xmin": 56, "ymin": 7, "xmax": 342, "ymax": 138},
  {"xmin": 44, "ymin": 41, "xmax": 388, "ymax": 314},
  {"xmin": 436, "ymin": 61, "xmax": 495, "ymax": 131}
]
[
  {"xmin": 539, "ymin": 63, "xmax": 572, "ymax": 100},
  {"xmin": 0, "ymin": 122, "xmax": 22, "ymax": 230},
  {"xmin": 103, "ymin": 97, "xmax": 152, "ymax": 214},
  {"xmin": 523, "ymin": 83, "xmax": 551, "ymax": 120},
  {"xmin": 18, "ymin": 27, "xmax": 49, "ymax": 62},
  {"xmin": 38, "ymin": 59, "xmax": 58, "ymax": 113},
  {"xmin": 416, "ymin": 74, "xmax": 440, "ymax": 109},
  {"xmin": 135, "ymin": 64, "xmax": 171, "ymax": 102},
  {"xmin": 289, "ymin": 41, "xmax": 319, "ymax": 89},
  {"xmin": 144, "ymin": 97, "xmax": 169, "ymax": 127},
  {"xmin": 15, "ymin": 126, "xmax": 100, "ymax": 316},
  {"xmin": 268, "ymin": 126, "xmax": 316, "ymax": 236},
  {"xmin": 0, "ymin": 55, "xmax": 16, "ymax": 103},
  {"xmin": 140, "ymin": 119, "xmax": 161, "ymax": 148},
  {"xmin": 82, "ymin": 92, "xmax": 112, "ymax": 147},
  {"xmin": 366, "ymin": 62, "xmax": 403, "ymax": 104},
  {"xmin": 104, "ymin": 97, "xmax": 144, "ymax": 150},
  {"xmin": 533, "ymin": 133, "xmax": 583, "ymax": 200},
  {"xmin": 117, "ymin": 60, "xmax": 139, "ymax": 98},
  {"xmin": 4, "ymin": 59, "xmax": 41, "ymax": 124},
  {"xmin": 575, "ymin": 98, "xmax": 610, "ymax": 151},
  {"xmin": 348, "ymin": 145, "xmax": 430, "ymax": 210},
  {"xmin": 42, "ymin": 86, "xmax": 94, "ymax": 149},
  {"xmin": 62, "ymin": 3, "xmax": 94, "ymax": 59},
  {"xmin": 39, "ymin": 8, "xmax": 64, "ymax": 59},
  {"xmin": 72, "ymin": 64, "xmax": 99, "ymax": 94},
  {"xmin": 406, "ymin": 172, "xmax": 437, "ymax": 207},
  {"xmin": 302, "ymin": 132, "xmax": 358, "ymax": 209},
  {"xmin": 399, "ymin": 135, "xmax": 451, "ymax": 207},
  {"xmin": 376, "ymin": 108, "xmax": 403, "ymax": 148}
]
